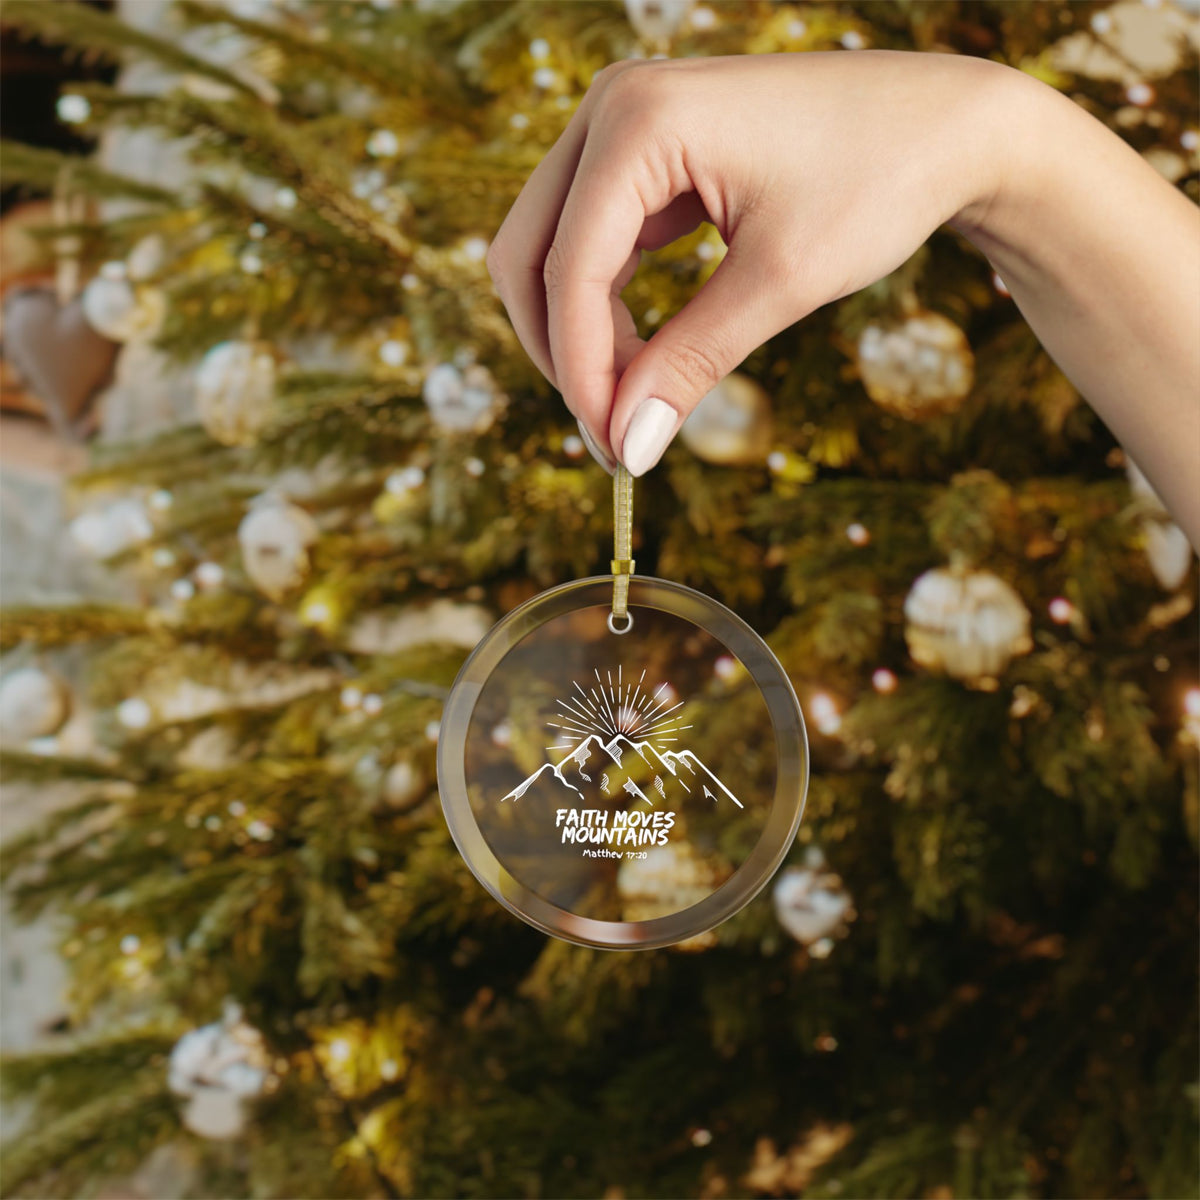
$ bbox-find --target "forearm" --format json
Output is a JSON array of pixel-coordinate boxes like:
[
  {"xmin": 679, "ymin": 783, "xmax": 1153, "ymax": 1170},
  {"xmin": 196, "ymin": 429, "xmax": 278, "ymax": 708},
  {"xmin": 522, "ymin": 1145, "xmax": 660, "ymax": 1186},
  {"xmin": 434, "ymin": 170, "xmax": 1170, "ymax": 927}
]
[{"xmin": 952, "ymin": 69, "xmax": 1200, "ymax": 546}]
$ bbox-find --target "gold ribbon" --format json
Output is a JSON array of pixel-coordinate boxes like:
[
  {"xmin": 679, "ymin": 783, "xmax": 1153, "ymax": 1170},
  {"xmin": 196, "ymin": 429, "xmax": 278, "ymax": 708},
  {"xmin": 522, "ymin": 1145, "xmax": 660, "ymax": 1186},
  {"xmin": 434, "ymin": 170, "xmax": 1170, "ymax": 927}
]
[{"xmin": 610, "ymin": 465, "xmax": 634, "ymax": 633}]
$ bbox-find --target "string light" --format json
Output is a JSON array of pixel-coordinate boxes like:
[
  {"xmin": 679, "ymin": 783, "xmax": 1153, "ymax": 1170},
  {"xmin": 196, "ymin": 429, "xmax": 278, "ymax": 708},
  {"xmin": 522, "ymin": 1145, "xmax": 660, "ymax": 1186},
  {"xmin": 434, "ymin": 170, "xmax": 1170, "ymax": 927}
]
[
  {"xmin": 714, "ymin": 655, "xmax": 738, "ymax": 682},
  {"xmin": 871, "ymin": 668, "xmax": 898, "ymax": 695},
  {"xmin": 846, "ymin": 522, "xmax": 871, "ymax": 547},
  {"xmin": 195, "ymin": 562, "xmax": 224, "ymax": 590},
  {"xmin": 57, "ymin": 94, "xmax": 91, "ymax": 124},
  {"xmin": 1048, "ymin": 597, "xmax": 1074, "ymax": 624},
  {"xmin": 340, "ymin": 686, "xmax": 363, "ymax": 711}
]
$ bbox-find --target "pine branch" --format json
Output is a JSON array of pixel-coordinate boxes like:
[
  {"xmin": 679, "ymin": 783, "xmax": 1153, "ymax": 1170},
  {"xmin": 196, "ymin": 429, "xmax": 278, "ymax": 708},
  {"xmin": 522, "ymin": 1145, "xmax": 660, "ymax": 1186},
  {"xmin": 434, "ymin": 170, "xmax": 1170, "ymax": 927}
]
[
  {"xmin": 0, "ymin": 605, "xmax": 148, "ymax": 651},
  {"xmin": 2, "ymin": 0, "xmax": 256, "ymax": 96},
  {"xmin": 0, "ymin": 141, "xmax": 176, "ymax": 206}
]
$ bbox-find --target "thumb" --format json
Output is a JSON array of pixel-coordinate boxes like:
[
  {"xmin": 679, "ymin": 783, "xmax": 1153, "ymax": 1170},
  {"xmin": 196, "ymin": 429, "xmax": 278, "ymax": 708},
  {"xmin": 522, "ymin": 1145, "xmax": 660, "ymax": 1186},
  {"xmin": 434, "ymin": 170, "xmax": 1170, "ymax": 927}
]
[{"xmin": 609, "ymin": 240, "xmax": 802, "ymax": 477}]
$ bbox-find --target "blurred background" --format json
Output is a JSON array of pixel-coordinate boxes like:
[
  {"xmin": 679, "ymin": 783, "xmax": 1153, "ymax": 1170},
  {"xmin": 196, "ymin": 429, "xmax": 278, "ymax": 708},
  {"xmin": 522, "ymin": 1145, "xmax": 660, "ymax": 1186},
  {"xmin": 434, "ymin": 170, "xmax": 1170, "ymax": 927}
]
[{"xmin": 0, "ymin": 2, "xmax": 1197, "ymax": 1197}]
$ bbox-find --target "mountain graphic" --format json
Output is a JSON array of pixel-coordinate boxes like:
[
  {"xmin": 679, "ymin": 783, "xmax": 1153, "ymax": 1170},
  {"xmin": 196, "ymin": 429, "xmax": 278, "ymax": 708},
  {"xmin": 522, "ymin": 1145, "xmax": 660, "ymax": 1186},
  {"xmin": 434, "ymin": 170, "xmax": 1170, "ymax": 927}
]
[{"xmin": 501, "ymin": 733, "xmax": 742, "ymax": 809}]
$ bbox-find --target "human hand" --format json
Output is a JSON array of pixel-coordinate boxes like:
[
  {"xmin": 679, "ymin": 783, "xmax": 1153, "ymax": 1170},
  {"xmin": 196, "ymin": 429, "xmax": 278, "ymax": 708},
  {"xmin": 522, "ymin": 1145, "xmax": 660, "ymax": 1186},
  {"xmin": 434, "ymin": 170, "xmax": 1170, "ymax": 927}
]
[{"xmin": 486, "ymin": 51, "xmax": 1016, "ymax": 475}]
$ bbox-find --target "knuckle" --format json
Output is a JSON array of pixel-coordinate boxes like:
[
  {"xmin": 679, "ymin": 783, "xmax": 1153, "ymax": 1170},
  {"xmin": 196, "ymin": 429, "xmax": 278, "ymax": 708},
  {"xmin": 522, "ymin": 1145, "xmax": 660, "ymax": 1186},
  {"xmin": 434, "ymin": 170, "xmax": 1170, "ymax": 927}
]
[
  {"xmin": 542, "ymin": 238, "xmax": 571, "ymax": 297},
  {"xmin": 658, "ymin": 336, "xmax": 727, "ymax": 394},
  {"xmin": 485, "ymin": 237, "xmax": 509, "ymax": 294},
  {"xmin": 592, "ymin": 62, "xmax": 668, "ymax": 130}
]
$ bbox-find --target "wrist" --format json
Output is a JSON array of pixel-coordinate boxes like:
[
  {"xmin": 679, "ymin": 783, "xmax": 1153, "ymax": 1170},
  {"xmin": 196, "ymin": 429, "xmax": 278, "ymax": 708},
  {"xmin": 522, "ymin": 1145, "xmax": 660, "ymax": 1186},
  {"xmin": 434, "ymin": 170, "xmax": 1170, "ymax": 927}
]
[{"xmin": 948, "ymin": 62, "xmax": 1061, "ymax": 244}]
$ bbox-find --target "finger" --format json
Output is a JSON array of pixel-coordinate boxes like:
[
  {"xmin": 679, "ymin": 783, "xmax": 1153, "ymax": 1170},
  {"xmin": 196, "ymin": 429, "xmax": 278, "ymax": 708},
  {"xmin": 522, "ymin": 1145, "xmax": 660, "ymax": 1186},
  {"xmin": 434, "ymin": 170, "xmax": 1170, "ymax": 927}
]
[
  {"xmin": 545, "ymin": 134, "xmax": 676, "ymax": 448},
  {"xmin": 486, "ymin": 120, "xmax": 590, "ymax": 389},
  {"xmin": 576, "ymin": 254, "xmax": 645, "ymax": 473},
  {"xmin": 487, "ymin": 62, "xmax": 640, "ymax": 394},
  {"xmin": 610, "ymin": 234, "xmax": 808, "ymax": 477}
]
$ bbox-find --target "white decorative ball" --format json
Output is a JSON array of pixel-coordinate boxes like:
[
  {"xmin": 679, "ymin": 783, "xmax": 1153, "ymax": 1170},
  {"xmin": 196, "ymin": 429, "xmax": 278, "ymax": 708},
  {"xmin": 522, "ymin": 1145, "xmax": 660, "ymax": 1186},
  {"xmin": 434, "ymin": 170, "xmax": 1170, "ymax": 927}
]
[
  {"xmin": 857, "ymin": 311, "xmax": 974, "ymax": 419},
  {"xmin": 624, "ymin": 0, "xmax": 694, "ymax": 43},
  {"xmin": 679, "ymin": 372, "xmax": 773, "ymax": 466},
  {"xmin": 182, "ymin": 1087, "xmax": 247, "ymax": 1140},
  {"xmin": 1143, "ymin": 522, "xmax": 1193, "ymax": 591},
  {"xmin": 0, "ymin": 667, "xmax": 70, "ymax": 742},
  {"xmin": 383, "ymin": 760, "xmax": 426, "ymax": 810},
  {"xmin": 904, "ymin": 567, "xmax": 1032, "ymax": 683},
  {"xmin": 117, "ymin": 697, "xmax": 153, "ymax": 730},
  {"xmin": 422, "ymin": 362, "xmax": 502, "ymax": 433},
  {"xmin": 1126, "ymin": 460, "xmax": 1194, "ymax": 590},
  {"xmin": 772, "ymin": 859, "xmax": 853, "ymax": 946},
  {"xmin": 195, "ymin": 341, "xmax": 279, "ymax": 447},
  {"xmin": 81, "ymin": 276, "xmax": 165, "ymax": 342},
  {"xmin": 168, "ymin": 1004, "xmax": 270, "ymax": 1140},
  {"xmin": 237, "ymin": 496, "xmax": 319, "ymax": 600},
  {"xmin": 69, "ymin": 497, "xmax": 153, "ymax": 560},
  {"xmin": 126, "ymin": 234, "xmax": 166, "ymax": 282}
]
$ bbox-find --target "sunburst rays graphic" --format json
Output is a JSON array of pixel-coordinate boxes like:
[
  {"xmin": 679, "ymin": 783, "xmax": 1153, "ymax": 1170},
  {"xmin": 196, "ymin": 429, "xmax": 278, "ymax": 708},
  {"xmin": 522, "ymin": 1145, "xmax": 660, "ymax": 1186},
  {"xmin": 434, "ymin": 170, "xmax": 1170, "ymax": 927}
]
[{"xmin": 546, "ymin": 666, "xmax": 691, "ymax": 753}]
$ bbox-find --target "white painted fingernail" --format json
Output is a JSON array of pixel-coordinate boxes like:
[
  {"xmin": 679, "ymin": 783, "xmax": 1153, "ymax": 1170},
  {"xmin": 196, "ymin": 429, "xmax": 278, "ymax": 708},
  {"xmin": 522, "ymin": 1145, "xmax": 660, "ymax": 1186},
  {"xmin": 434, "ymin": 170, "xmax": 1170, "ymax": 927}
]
[
  {"xmin": 621, "ymin": 397, "xmax": 677, "ymax": 477},
  {"xmin": 577, "ymin": 419, "xmax": 616, "ymax": 474}
]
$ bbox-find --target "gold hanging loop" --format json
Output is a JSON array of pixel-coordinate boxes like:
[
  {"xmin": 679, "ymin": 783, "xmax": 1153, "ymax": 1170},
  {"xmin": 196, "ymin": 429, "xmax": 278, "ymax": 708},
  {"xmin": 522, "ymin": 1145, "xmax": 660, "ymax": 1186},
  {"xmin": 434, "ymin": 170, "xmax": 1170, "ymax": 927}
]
[{"xmin": 609, "ymin": 465, "xmax": 634, "ymax": 634}]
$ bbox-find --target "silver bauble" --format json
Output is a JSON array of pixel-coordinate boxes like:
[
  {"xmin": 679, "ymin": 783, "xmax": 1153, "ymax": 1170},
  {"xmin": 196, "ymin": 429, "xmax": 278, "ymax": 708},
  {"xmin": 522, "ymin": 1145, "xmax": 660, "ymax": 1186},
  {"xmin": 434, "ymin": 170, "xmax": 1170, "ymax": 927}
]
[
  {"xmin": 904, "ymin": 567, "xmax": 1032, "ymax": 683},
  {"xmin": 422, "ymin": 362, "xmax": 501, "ymax": 433},
  {"xmin": 195, "ymin": 341, "xmax": 278, "ymax": 446},
  {"xmin": 1126, "ymin": 459, "xmax": 1194, "ymax": 590},
  {"xmin": 857, "ymin": 311, "xmax": 974, "ymax": 419},
  {"xmin": 772, "ymin": 863, "xmax": 853, "ymax": 946},
  {"xmin": 624, "ymin": 0, "xmax": 694, "ymax": 43},
  {"xmin": 679, "ymin": 372, "xmax": 773, "ymax": 466},
  {"xmin": 0, "ymin": 667, "xmax": 70, "ymax": 742},
  {"xmin": 69, "ymin": 497, "xmax": 153, "ymax": 560},
  {"xmin": 237, "ymin": 496, "xmax": 318, "ymax": 600},
  {"xmin": 81, "ymin": 276, "xmax": 165, "ymax": 343}
]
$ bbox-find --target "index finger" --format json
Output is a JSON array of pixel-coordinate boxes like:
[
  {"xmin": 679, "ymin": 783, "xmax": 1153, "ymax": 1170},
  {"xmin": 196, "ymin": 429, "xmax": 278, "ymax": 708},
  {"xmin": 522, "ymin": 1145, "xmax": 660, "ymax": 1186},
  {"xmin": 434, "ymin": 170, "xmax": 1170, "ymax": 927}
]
[{"xmin": 544, "ymin": 133, "xmax": 669, "ymax": 449}]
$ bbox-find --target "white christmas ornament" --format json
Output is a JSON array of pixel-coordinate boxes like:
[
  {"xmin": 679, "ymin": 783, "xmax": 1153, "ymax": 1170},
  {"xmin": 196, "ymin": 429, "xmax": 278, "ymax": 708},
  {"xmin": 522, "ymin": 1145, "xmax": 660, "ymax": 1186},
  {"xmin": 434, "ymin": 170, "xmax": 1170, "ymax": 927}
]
[
  {"xmin": 1126, "ymin": 460, "xmax": 1194, "ymax": 590},
  {"xmin": 772, "ymin": 848, "xmax": 854, "ymax": 947},
  {"xmin": 422, "ymin": 362, "xmax": 503, "ymax": 432},
  {"xmin": 81, "ymin": 274, "xmax": 165, "ymax": 342},
  {"xmin": 904, "ymin": 567, "xmax": 1032, "ymax": 683},
  {"xmin": 238, "ymin": 496, "xmax": 319, "ymax": 600},
  {"xmin": 383, "ymin": 760, "xmax": 426, "ymax": 810},
  {"xmin": 624, "ymin": 0, "xmax": 694, "ymax": 43},
  {"xmin": 168, "ymin": 1003, "xmax": 271, "ymax": 1140},
  {"xmin": 69, "ymin": 497, "xmax": 153, "ymax": 559},
  {"xmin": 0, "ymin": 667, "xmax": 70, "ymax": 742},
  {"xmin": 679, "ymin": 372, "xmax": 773, "ymax": 466},
  {"xmin": 195, "ymin": 341, "xmax": 279, "ymax": 446},
  {"xmin": 857, "ymin": 311, "xmax": 974, "ymax": 419}
]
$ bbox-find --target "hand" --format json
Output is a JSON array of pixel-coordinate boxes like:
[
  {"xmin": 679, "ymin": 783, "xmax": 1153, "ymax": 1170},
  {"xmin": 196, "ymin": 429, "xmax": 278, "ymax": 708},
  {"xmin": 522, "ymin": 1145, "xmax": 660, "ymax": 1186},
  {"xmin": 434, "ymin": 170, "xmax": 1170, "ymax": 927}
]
[
  {"xmin": 487, "ymin": 51, "xmax": 1200, "ymax": 547},
  {"xmin": 486, "ymin": 51, "xmax": 1012, "ymax": 474}
]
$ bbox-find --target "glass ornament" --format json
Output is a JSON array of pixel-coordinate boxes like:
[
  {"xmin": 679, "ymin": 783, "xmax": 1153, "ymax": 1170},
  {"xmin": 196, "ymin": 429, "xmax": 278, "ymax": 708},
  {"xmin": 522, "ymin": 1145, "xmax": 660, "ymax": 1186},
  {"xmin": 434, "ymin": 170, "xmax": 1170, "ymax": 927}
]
[{"xmin": 438, "ymin": 470, "xmax": 808, "ymax": 949}]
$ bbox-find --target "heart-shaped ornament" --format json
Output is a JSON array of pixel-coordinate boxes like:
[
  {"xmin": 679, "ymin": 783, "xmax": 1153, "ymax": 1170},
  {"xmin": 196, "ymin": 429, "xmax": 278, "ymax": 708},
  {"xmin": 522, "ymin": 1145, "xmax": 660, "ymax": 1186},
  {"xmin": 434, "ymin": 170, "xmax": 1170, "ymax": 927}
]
[{"xmin": 2, "ymin": 286, "xmax": 118, "ymax": 439}]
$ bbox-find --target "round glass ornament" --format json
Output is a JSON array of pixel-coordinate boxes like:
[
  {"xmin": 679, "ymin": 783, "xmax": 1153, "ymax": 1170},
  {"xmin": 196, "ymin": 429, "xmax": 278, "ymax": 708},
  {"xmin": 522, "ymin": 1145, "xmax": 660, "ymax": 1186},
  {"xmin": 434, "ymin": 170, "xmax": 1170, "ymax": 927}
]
[{"xmin": 438, "ymin": 575, "xmax": 808, "ymax": 950}]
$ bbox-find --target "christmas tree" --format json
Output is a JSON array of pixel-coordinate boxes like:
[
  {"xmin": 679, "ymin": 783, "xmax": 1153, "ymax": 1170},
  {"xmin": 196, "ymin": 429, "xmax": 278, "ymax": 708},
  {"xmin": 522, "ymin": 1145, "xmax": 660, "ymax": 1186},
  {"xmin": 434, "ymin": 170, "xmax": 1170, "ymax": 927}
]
[{"xmin": 2, "ymin": 2, "xmax": 1197, "ymax": 1197}]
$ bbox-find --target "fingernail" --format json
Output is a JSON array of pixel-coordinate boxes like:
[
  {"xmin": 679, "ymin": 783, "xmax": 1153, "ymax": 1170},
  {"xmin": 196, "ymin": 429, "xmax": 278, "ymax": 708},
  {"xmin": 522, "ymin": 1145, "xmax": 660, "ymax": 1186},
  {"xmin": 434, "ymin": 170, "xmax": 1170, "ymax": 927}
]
[
  {"xmin": 621, "ymin": 397, "xmax": 677, "ymax": 477},
  {"xmin": 577, "ymin": 419, "xmax": 616, "ymax": 474}
]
